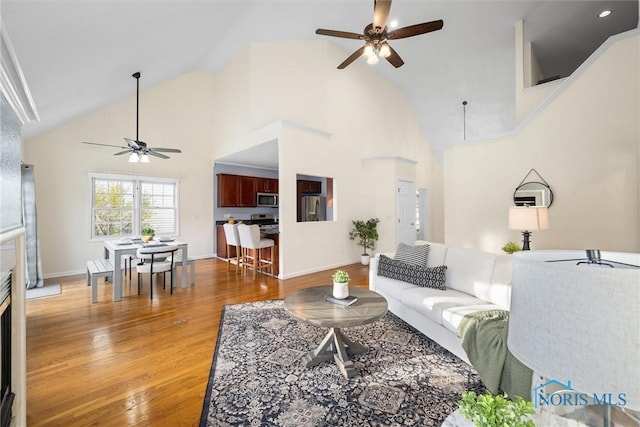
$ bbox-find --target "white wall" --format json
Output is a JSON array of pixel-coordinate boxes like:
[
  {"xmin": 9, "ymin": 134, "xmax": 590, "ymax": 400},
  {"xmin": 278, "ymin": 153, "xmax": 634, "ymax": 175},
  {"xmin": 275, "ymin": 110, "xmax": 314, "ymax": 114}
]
[
  {"xmin": 515, "ymin": 20, "xmax": 565, "ymax": 124},
  {"xmin": 237, "ymin": 41, "xmax": 441, "ymax": 277},
  {"xmin": 23, "ymin": 40, "xmax": 443, "ymax": 278},
  {"xmin": 23, "ymin": 71, "xmax": 216, "ymax": 276},
  {"xmin": 444, "ymin": 32, "xmax": 639, "ymax": 254}
]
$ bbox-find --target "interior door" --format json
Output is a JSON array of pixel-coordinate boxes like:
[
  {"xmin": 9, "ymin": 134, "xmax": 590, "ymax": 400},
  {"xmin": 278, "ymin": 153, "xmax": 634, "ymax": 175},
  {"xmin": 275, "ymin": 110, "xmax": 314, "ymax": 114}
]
[
  {"xmin": 397, "ymin": 180, "xmax": 417, "ymax": 246},
  {"xmin": 417, "ymin": 188, "xmax": 428, "ymax": 241}
]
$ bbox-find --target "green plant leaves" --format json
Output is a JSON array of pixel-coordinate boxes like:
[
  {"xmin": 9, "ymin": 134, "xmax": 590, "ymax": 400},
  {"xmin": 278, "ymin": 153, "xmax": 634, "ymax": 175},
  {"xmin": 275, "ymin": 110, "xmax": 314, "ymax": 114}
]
[
  {"xmin": 349, "ymin": 218, "xmax": 380, "ymax": 254},
  {"xmin": 458, "ymin": 391, "xmax": 535, "ymax": 427}
]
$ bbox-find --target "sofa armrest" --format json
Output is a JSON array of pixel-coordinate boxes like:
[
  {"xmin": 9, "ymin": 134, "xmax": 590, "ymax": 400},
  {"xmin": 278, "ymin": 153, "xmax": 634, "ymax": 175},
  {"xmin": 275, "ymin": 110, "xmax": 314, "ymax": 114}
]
[{"xmin": 369, "ymin": 255, "xmax": 380, "ymax": 290}]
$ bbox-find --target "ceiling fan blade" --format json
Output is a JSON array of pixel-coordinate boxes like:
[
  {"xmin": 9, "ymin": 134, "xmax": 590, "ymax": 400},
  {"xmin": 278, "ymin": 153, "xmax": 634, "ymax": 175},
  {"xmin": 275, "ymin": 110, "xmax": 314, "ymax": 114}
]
[
  {"xmin": 315, "ymin": 29, "xmax": 363, "ymax": 40},
  {"xmin": 146, "ymin": 151, "xmax": 170, "ymax": 159},
  {"xmin": 124, "ymin": 137, "xmax": 142, "ymax": 150},
  {"xmin": 384, "ymin": 45, "xmax": 405, "ymax": 68},
  {"xmin": 387, "ymin": 19, "xmax": 444, "ymax": 40},
  {"xmin": 149, "ymin": 147, "xmax": 182, "ymax": 153},
  {"xmin": 337, "ymin": 46, "xmax": 367, "ymax": 69},
  {"xmin": 113, "ymin": 150, "xmax": 131, "ymax": 156},
  {"xmin": 82, "ymin": 141, "xmax": 128, "ymax": 149},
  {"xmin": 373, "ymin": 0, "xmax": 392, "ymax": 32}
]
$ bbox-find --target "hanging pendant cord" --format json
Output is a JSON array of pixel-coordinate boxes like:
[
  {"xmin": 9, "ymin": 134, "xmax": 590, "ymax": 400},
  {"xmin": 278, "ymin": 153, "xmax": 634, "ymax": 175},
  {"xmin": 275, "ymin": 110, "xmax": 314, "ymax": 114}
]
[
  {"xmin": 462, "ymin": 100, "xmax": 467, "ymax": 140},
  {"xmin": 133, "ymin": 72, "xmax": 141, "ymax": 143}
]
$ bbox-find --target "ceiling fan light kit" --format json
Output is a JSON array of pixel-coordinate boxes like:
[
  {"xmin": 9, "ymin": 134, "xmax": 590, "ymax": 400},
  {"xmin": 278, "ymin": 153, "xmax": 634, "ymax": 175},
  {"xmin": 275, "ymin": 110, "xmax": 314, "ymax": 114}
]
[
  {"xmin": 82, "ymin": 72, "xmax": 182, "ymax": 162},
  {"xmin": 316, "ymin": 0, "xmax": 443, "ymax": 69}
]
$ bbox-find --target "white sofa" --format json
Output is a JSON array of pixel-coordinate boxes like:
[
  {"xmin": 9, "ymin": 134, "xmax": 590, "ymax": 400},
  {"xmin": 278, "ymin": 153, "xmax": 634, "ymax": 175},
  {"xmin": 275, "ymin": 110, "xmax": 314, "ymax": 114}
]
[{"xmin": 369, "ymin": 241, "xmax": 513, "ymax": 364}]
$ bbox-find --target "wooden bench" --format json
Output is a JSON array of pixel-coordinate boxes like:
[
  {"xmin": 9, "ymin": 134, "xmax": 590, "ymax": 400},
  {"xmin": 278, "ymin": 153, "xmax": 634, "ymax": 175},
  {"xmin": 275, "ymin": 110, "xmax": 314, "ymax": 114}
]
[{"xmin": 86, "ymin": 259, "xmax": 114, "ymax": 303}]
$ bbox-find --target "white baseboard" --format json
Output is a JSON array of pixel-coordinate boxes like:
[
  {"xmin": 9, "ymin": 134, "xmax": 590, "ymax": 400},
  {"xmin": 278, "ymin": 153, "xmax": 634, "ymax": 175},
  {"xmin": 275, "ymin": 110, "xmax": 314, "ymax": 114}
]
[{"xmin": 278, "ymin": 259, "xmax": 362, "ymax": 280}]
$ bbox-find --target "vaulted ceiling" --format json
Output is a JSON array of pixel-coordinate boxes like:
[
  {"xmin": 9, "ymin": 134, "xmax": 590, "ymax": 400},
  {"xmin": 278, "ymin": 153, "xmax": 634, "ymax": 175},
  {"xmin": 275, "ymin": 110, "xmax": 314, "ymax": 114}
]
[{"xmin": 3, "ymin": 1, "xmax": 638, "ymax": 158}]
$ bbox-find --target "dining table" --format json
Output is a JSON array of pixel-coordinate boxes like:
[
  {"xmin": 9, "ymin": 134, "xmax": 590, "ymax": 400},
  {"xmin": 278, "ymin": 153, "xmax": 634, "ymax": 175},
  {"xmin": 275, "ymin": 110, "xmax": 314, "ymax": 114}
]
[{"xmin": 103, "ymin": 238, "xmax": 189, "ymax": 301}]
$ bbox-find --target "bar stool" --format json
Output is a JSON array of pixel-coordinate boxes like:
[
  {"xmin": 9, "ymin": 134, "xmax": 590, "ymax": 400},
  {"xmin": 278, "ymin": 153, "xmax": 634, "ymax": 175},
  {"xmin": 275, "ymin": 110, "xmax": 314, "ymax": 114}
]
[
  {"xmin": 223, "ymin": 223, "xmax": 242, "ymax": 274},
  {"xmin": 237, "ymin": 224, "xmax": 274, "ymax": 277}
]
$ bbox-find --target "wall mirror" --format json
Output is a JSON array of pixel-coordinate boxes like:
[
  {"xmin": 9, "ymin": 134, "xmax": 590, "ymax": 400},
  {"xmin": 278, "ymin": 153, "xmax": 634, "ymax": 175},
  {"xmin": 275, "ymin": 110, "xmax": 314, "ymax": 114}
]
[{"xmin": 513, "ymin": 169, "xmax": 554, "ymax": 207}]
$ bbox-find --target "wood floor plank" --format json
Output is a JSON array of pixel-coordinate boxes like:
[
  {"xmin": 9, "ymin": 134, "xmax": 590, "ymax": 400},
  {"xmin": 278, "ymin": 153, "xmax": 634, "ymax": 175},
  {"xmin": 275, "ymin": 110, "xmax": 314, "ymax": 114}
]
[{"xmin": 26, "ymin": 258, "xmax": 371, "ymax": 426}]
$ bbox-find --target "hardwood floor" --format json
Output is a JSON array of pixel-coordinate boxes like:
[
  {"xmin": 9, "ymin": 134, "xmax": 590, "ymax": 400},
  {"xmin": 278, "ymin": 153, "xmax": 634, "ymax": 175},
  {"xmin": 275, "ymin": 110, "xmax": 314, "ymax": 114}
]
[{"xmin": 25, "ymin": 258, "xmax": 371, "ymax": 427}]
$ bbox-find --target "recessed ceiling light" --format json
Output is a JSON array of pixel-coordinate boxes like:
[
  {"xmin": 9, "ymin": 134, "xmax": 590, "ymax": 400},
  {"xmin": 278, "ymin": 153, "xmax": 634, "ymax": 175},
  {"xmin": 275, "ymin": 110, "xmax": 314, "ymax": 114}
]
[
  {"xmin": 389, "ymin": 19, "xmax": 398, "ymax": 29},
  {"xmin": 598, "ymin": 10, "xmax": 612, "ymax": 18}
]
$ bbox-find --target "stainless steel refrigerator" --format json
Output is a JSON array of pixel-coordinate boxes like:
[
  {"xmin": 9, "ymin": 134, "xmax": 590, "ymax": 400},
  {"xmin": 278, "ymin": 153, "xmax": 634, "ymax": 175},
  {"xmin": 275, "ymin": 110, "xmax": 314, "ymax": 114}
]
[{"xmin": 301, "ymin": 196, "xmax": 326, "ymax": 222}]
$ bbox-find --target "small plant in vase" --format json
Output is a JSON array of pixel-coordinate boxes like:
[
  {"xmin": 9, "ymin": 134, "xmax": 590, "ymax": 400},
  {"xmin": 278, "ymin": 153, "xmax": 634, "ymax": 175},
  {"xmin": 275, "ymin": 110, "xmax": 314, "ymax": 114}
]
[
  {"xmin": 141, "ymin": 227, "xmax": 155, "ymax": 243},
  {"xmin": 349, "ymin": 218, "xmax": 380, "ymax": 265},
  {"xmin": 501, "ymin": 241, "xmax": 522, "ymax": 254},
  {"xmin": 331, "ymin": 269, "xmax": 350, "ymax": 299}
]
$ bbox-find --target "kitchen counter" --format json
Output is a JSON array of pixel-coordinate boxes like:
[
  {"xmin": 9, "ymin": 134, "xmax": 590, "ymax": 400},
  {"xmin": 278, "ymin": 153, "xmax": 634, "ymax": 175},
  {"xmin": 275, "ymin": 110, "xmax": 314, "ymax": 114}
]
[{"xmin": 216, "ymin": 225, "xmax": 279, "ymax": 276}]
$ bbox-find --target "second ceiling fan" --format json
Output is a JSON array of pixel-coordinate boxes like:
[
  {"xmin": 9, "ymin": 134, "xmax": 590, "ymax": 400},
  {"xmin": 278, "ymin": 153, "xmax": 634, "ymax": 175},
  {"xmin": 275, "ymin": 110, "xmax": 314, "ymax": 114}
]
[
  {"xmin": 316, "ymin": 0, "xmax": 443, "ymax": 69},
  {"xmin": 83, "ymin": 72, "xmax": 182, "ymax": 162}
]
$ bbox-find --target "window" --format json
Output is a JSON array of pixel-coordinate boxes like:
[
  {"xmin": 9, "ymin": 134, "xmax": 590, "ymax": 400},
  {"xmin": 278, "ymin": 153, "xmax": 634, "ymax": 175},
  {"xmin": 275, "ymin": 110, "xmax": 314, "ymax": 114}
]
[{"xmin": 90, "ymin": 173, "xmax": 179, "ymax": 239}]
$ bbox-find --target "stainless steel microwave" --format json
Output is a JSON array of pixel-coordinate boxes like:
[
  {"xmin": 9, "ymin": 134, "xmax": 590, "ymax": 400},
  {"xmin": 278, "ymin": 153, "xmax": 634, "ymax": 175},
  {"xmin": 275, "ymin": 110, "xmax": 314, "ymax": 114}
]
[{"xmin": 256, "ymin": 193, "xmax": 278, "ymax": 207}]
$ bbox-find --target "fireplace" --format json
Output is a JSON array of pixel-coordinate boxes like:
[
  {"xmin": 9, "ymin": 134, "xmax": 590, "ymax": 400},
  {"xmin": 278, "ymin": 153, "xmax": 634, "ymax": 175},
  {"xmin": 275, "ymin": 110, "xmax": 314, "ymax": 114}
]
[
  {"xmin": 0, "ymin": 232, "xmax": 24, "ymax": 427},
  {"xmin": 0, "ymin": 270, "xmax": 13, "ymax": 427}
]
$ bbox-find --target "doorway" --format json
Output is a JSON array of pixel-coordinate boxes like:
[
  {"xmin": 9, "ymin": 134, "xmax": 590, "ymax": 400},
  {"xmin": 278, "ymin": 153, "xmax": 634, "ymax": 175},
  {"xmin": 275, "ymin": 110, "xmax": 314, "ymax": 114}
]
[
  {"xmin": 396, "ymin": 180, "xmax": 417, "ymax": 245},
  {"xmin": 417, "ymin": 188, "xmax": 428, "ymax": 241}
]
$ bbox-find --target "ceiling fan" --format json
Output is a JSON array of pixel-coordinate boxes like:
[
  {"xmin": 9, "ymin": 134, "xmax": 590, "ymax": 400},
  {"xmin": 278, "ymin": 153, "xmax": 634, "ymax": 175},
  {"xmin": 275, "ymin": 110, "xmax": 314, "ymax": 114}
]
[
  {"xmin": 316, "ymin": 0, "xmax": 443, "ymax": 69},
  {"xmin": 82, "ymin": 72, "xmax": 182, "ymax": 162}
]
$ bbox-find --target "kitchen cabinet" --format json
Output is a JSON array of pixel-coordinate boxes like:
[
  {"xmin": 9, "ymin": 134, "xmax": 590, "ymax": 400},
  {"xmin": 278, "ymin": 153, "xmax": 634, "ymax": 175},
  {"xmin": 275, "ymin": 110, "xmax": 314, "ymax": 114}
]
[
  {"xmin": 217, "ymin": 174, "xmax": 257, "ymax": 207},
  {"xmin": 297, "ymin": 179, "xmax": 321, "ymax": 194},
  {"xmin": 256, "ymin": 178, "xmax": 278, "ymax": 193}
]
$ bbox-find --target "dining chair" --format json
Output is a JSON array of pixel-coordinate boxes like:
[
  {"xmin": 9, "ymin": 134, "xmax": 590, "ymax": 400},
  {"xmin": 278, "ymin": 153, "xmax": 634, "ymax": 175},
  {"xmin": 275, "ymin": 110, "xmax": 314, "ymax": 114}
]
[
  {"xmin": 237, "ymin": 224, "xmax": 274, "ymax": 277},
  {"xmin": 223, "ymin": 223, "xmax": 243, "ymax": 274},
  {"xmin": 136, "ymin": 244, "xmax": 179, "ymax": 299}
]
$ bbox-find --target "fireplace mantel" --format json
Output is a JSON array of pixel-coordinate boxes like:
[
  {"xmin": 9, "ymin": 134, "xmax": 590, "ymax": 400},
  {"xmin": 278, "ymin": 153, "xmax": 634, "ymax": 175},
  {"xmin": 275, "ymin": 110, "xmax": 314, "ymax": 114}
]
[{"xmin": 0, "ymin": 228, "xmax": 26, "ymax": 426}]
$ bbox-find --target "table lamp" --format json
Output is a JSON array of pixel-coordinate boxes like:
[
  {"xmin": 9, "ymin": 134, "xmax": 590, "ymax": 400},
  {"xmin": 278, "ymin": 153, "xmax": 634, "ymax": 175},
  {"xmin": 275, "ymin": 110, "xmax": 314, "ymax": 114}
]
[
  {"xmin": 508, "ymin": 253, "xmax": 640, "ymax": 426},
  {"xmin": 508, "ymin": 206, "xmax": 549, "ymax": 250}
]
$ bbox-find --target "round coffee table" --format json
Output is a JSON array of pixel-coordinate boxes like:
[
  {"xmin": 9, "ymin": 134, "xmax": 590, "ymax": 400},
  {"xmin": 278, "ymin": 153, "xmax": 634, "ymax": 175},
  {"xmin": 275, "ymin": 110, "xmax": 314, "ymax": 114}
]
[{"xmin": 284, "ymin": 285, "xmax": 388, "ymax": 378}]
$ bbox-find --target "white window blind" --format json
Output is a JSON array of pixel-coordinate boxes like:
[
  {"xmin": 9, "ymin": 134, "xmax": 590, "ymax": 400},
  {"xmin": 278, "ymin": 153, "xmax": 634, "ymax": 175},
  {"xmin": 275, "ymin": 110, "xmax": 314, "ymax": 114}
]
[
  {"xmin": 90, "ymin": 173, "xmax": 179, "ymax": 239},
  {"xmin": 140, "ymin": 181, "xmax": 177, "ymax": 235}
]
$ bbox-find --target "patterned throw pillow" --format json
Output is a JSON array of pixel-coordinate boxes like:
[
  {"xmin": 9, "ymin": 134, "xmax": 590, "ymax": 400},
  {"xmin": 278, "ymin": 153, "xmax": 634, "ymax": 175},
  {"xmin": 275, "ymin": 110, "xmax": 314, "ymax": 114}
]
[
  {"xmin": 378, "ymin": 255, "xmax": 447, "ymax": 290},
  {"xmin": 394, "ymin": 243, "xmax": 430, "ymax": 266}
]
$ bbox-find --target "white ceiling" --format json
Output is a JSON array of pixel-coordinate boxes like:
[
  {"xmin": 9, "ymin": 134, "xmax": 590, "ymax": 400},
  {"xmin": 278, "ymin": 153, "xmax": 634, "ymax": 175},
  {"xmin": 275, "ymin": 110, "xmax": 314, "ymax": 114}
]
[{"xmin": 3, "ymin": 0, "xmax": 638, "ymax": 164}]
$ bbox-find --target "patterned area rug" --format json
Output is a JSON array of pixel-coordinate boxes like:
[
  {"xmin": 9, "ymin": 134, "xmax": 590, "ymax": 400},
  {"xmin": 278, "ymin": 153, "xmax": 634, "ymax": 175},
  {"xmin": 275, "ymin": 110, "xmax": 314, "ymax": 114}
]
[{"xmin": 200, "ymin": 300, "xmax": 485, "ymax": 426}]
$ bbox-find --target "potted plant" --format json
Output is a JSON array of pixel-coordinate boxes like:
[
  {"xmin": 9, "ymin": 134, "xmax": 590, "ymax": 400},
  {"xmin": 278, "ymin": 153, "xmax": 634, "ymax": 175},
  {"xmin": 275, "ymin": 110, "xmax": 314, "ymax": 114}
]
[
  {"xmin": 348, "ymin": 218, "xmax": 380, "ymax": 265},
  {"xmin": 501, "ymin": 241, "xmax": 522, "ymax": 254},
  {"xmin": 456, "ymin": 391, "xmax": 535, "ymax": 427},
  {"xmin": 331, "ymin": 269, "xmax": 350, "ymax": 299},
  {"xmin": 141, "ymin": 227, "xmax": 155, "ymax": 243}
]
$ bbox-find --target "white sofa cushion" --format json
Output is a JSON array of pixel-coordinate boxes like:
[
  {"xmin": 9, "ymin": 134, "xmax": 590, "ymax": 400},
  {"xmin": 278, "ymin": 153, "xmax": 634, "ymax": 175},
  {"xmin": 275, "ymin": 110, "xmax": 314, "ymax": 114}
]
[
  {"xmin": 372, "ymin": 273, "xmax": 417, "ymax": 301},
  {"xmin": 470, "ymin": 254, "xmax": 512, "ymax": 309},
  {"xmin": 400, "ymin": 287, "xmax": 488, "ymax": 325},
  {"xmin": 441, "ymin": 304, "xmax": 504, "ymax": 333},
  {"xmin": 423, "ymin": 241, "xmax": 448, "ymax": 268},
  {"xmin": 444, "ymin": 247, "xmax": 496, "ymax": 297}
]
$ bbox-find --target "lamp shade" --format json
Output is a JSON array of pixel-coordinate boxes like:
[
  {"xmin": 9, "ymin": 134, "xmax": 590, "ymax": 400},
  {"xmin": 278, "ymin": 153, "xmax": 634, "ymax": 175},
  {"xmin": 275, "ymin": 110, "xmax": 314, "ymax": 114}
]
[
  {"xmin": 508, "ymin": 206, "xmax": 549, "ymax": 231},
  {"xmin": 508, "ymin": 252, "xmax": 640, "ymax": 411}
]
